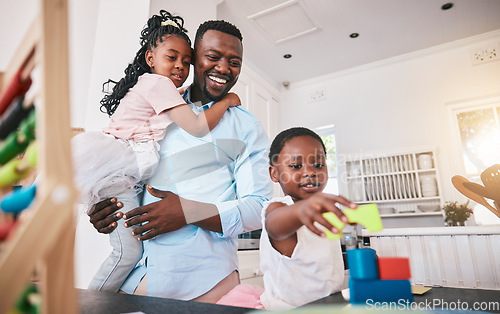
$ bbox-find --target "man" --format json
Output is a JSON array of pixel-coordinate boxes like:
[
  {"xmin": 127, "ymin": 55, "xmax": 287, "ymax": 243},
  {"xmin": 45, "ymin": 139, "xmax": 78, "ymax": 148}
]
[{"xmin": 89, "ymin": 20, "xmax": 273, "ymax": 303}]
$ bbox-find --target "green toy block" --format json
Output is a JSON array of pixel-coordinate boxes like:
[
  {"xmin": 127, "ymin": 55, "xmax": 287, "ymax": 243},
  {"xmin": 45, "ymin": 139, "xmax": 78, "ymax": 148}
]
[{"xmin": 322, "ymin": 203, "xmax": 383, "ymax": 240}]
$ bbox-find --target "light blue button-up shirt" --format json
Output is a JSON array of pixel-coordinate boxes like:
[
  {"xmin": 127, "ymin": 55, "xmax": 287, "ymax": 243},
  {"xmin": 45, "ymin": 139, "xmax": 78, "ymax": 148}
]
[{"xmin": 121, "ymin": 87, "xmax": 273, "ymax": 299}]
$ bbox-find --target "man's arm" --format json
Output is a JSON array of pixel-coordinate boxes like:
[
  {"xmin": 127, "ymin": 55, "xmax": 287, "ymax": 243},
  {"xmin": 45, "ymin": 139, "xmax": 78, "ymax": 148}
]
[
  {"xmin": 123, "ymin": 119, "xmax": 273, "ymax": 240},
  {"xmin": 210, "ymin": 119, "xmax": 273, "ymax": 236}
]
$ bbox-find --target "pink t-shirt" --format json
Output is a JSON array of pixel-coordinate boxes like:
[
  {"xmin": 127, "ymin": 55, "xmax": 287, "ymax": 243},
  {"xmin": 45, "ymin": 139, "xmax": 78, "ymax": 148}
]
[{"xmin": 103, "ymin": 73, "xmax": 185, "ymax": 142}]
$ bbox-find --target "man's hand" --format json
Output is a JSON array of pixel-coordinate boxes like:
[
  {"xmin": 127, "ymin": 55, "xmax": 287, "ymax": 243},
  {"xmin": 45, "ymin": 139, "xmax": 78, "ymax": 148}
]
[
  {"xmin": 88, "ymin": 198, "xmax": 124, "ymax": 234},
  {"xmin": 123, "ymin": 186, "xmax": 188, "ymax": 241}
]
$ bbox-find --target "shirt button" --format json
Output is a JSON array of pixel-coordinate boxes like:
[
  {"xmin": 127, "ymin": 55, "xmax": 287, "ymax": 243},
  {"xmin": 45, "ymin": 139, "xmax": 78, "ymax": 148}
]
[{"xmin": 164, "ymin": 177, "xmax": 169, "ymax": 181}]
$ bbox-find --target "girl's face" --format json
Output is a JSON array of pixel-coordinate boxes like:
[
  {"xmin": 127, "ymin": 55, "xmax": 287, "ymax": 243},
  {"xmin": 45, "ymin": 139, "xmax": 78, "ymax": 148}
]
[
  {"xmin": 270, "ymin": 135, "xmax": 329, "ymax": 202},
  {"xmin": 145, "ymin": 35, "xmax": 192, "ymax": 88}
]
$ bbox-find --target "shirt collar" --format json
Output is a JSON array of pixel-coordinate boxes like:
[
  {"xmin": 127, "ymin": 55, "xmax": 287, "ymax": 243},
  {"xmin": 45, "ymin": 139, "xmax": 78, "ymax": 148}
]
[{"xmin": 183, "ymin": 85, "xmax": 214, "ymax": 112}]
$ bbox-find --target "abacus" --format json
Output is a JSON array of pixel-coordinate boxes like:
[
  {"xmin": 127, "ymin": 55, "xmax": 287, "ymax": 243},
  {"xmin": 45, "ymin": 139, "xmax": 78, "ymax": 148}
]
[{"xmin": 0, "ymin": 0, "xmax": 78, "ymax": 312}]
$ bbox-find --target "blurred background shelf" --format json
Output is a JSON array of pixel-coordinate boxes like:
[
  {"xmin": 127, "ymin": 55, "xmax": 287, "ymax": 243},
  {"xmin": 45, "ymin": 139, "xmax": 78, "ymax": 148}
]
[{"xmin": 343, "ymin": 149, "xmax": 444, "ymax": 226}]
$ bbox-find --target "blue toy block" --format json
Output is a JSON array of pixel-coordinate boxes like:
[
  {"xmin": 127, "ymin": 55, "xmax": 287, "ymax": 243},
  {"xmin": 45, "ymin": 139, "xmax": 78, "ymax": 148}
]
[
  {"xmin": 349, "ymin": 278, "xmax": 414, "ymax": 304},
  {"xmin": 1, "ymin": 185, "xmax": 37, "ymax": 214},
  {"xmin": 346, "ymin": 248, "xmax": 378, "ymax": 280}
]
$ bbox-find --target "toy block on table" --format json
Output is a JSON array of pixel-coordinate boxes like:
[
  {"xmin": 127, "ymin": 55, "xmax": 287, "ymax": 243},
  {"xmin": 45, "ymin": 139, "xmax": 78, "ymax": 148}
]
[
  {"xmin": 349, "ymin": 278, "xmax": 414, "ymax": 304},
  {"xmin": 346, "ymin": 248, "xmax": 414, "ymax": 304},
  {"xmin": 378, "ymin": 257, "xmax": 411, "ymax": 280},
  {"xmin": 346, "ymin": 248, "xmax": 379, "ymax": 280},
  {"xmin": 322, "ymin": 203, "xmax": 383, "ymax": 240}
]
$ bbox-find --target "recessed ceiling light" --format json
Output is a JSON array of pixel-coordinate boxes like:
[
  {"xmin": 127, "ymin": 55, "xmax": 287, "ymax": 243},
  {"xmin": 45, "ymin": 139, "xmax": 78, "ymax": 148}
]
[
  {"xmin": 283, "ymin": 54, "xmax": 292, "ymax": 59},
  {"xmin": 441, "ymin": 2, "xmax": 454, "ymax": 10},
  {"xmin": 350, "ymin": 33, "xmax": 359, "ymax": 38}
]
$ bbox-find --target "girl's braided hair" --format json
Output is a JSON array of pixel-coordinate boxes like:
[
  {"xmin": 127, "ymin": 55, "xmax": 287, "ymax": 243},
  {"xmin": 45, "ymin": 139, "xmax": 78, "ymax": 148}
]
[{"xmin": 100, "ymin": 10, "xmax": 191, "ymax": 116}]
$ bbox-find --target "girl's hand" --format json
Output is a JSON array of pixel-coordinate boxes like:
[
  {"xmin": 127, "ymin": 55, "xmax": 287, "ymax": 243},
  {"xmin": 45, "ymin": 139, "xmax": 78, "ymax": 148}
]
[
  {"xmin": 222, "ymin": 92, "xmax": 241, "ymax": 107},
  {"xmin": 296, "ymin": 193, "xmax": 356, "ymax": 237}
]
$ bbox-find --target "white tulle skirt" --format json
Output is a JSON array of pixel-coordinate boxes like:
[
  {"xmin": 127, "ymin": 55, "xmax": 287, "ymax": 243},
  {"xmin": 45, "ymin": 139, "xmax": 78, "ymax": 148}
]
[{"xmin": 71, "ymin": 131, "xmax": 160, "ymax": 212}]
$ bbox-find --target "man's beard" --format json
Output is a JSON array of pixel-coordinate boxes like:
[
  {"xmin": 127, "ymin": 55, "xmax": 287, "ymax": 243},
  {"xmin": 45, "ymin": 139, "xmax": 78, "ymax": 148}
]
[{"xmin": 203, "ymin": 84, "xmax": 225, "ymax": 102}]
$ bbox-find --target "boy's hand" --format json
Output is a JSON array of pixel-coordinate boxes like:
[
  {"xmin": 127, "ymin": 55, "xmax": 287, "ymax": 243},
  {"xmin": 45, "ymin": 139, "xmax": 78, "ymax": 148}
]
[
  {"xmin": 223, "ymin": 92, "xmax": 241, "ymax": 107},
  {"xmin": 297, "ymin": 193, "xmax": 357, "ymax": 237}
]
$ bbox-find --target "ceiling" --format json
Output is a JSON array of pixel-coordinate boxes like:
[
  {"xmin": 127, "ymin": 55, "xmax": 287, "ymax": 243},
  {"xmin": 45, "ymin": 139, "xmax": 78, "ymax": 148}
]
[{"xmin": 217, "ymin": 0, "xmax": 500, "ymax": 87}]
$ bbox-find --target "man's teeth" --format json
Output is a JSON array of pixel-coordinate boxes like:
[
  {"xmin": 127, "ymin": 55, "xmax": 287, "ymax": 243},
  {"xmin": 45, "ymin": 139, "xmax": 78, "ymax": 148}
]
[
  {"xmin": 209, "ymin": 76, "xmax": 227, "ymax": 84},
  {"xmin": 303, "ymin": 183, "xmax": 316, "ymax": 187}
]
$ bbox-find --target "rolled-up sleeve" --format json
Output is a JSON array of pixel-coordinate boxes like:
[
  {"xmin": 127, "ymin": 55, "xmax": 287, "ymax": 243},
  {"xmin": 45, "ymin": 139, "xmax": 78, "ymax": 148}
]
[{"xmin": 214, "ymin": 121, "xmax": 273, "ymax": 237}]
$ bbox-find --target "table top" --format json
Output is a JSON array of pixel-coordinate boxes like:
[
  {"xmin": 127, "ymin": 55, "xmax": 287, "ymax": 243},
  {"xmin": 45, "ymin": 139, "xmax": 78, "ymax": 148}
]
[
  {"xmin": 79, "ymin": 287, "xmax": 500, "ymax": 313},
  {"xmin": 308, "ymin": 287, "xmax": 500, "ymax": 313},
  {"xmin": 78, "ymin": 289, "xmax": 255, "ymax": 314}
]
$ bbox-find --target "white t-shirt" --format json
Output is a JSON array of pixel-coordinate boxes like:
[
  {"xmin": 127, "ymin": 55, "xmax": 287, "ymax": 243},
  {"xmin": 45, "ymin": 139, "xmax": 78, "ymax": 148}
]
[{"xmin": 259, "ymin": 195, "xmax": 345, "ymax": 310}]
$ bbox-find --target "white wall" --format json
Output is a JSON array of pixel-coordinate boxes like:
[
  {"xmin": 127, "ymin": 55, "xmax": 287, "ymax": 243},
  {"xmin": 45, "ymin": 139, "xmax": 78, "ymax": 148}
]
[
  {"xmin": 73, "ymin": 0, "xmax": 150, "ymax": 288},
  {"xmin": 279, "ymin": 30, "xmax": 500, "ymax": 203},
  {"xmin": 81, "ymin": 0, "xmax": 150, "ymax": 131}
]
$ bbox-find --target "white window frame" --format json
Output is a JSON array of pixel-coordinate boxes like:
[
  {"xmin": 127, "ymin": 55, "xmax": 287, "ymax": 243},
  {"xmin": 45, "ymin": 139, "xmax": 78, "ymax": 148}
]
[
  {"xmin": 448, "ymin": 95, "xmax": 500, "ymax": 178},
  {"xmin": 447, "ymin": 94, "xmax": 500, "ymax": 225},
  {"xmin": 314, "ymin": 124, "xmax": 338, "ymax": 195}
]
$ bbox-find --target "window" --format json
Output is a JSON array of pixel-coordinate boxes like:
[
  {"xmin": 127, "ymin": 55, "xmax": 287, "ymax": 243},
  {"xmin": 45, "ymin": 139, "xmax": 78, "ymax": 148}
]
[
  {"xmin": 450, "ymin": 98, "xmax": 500, "ymax": 224},
  {"xmin": 454, "ymin": 104, "xmax": 500, "ymax": 176},
  {"xmin": 315, "ymin": 125, "xmax": 338, "ymax": 194}
]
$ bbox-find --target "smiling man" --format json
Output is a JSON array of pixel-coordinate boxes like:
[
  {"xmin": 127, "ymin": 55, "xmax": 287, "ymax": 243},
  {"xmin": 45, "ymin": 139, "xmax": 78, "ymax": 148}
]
[{"xmin": 89, "ymin": 20, "xmax": 273, "ymax": 303}]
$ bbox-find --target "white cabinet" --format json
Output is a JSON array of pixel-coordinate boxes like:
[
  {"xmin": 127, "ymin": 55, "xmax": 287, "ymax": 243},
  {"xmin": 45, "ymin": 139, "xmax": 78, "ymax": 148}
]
[
  {"xmin": 365, "ymin": 226, "xmax": 500, "ymax": 289},
  {"xmin": 344, "ymin": 149, "xmax": 444, "ymax": 221},
  {"xmin": 237, "ymin": 250, "xmax": 263, "ymax": 288},
  {"xmin": 232, "ymin": 66, "xmax": 280, "ymax": 139}
]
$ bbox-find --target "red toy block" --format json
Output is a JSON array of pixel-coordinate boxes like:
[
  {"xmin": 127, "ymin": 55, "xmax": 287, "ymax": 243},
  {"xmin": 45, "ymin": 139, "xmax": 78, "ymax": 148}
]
[{"xmin": 377, "ymin": 257, "xmax": 411, "ymax": 280}]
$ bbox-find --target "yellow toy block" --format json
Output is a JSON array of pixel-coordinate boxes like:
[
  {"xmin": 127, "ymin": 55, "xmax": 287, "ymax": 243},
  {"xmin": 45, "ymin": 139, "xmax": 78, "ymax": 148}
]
[{"xmin": 322, "ymin": 203, "xmax": 383, "ymax": 240}]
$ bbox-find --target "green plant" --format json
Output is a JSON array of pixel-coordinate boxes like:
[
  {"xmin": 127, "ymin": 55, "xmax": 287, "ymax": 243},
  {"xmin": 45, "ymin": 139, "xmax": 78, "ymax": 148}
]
[{"xmin": 443, "ymin": 201, "xmax": 473, "ymax": 226}]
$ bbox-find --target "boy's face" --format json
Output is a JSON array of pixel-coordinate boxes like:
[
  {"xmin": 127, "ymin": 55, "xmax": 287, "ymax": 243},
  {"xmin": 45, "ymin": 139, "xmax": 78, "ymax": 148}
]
[
  {"xmin": 193, "ymin": 30, "xmax": 243, "ymax": 103},
  {"xmin": 270, "ymin": 136, "xmax": 329, "ymax": 202}
]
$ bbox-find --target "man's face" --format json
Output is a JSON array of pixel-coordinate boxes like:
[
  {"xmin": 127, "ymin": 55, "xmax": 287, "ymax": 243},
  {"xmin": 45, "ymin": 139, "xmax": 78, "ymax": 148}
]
[{"xmin": 193, "ymin": 30, "xmax": 243, "ymax": 102}]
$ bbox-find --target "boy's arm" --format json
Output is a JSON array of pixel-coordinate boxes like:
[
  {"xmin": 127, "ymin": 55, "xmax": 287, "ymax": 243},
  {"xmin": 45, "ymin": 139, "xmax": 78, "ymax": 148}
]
[{"xmin": 265, "ymin": 194, "xmax": 356, "ymax": 240}]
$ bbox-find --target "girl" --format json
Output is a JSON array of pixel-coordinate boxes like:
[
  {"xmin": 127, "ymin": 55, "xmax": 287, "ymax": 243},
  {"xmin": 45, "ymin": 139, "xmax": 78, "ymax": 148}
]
[
  {"xmin": 72, "ymin": 10, "xmax": 240, "ymax": 293},
  {"xmin": 217, "ymin": 127, "xmax": 357, "ymax": 310}
]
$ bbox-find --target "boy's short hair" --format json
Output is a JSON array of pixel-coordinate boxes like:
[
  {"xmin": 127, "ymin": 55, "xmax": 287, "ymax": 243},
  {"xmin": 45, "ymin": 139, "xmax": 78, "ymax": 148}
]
[{"xmin": 269, "ymin": 127, "xmax": 326, "ymax": 165}]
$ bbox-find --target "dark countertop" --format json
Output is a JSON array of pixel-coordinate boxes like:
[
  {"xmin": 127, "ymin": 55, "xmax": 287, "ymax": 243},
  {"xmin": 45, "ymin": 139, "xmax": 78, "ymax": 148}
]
[
  {"xmin": 79, "ymin": 287, "xmax": 500, "ymax": 313},
  {"xmin": 78, "ymin": 289, "xmax": 257, "ymax": 314}
]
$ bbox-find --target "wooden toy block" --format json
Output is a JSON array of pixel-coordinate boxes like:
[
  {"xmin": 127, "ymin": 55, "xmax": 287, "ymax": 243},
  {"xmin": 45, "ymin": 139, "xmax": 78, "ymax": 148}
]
[
  {"xmin": 349, "ymin": 278, "xmax": 414, "ymax": 304},
  {"xmin": 346, "ymin": 248, "xmax": 379, "ymax": 280},
  {"xmin": 323, "ymin": 203, "xmax": 383, "ymax": 239},
  {"xmin": 378, "ymin": 257, "xmax": 411, "ymax": 280}
]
